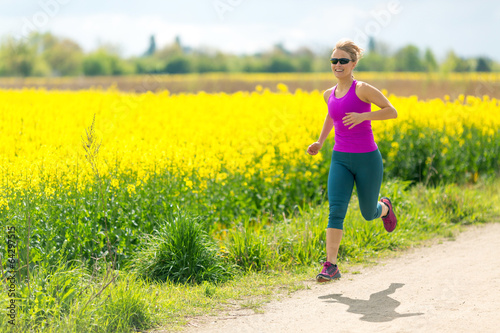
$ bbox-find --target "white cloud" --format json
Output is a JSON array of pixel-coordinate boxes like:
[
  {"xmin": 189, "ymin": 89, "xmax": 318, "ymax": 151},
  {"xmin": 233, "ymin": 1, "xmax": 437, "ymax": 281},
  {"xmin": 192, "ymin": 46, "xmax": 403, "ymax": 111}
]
[
  {"xmin": 44, "ymin": 14, "xmax": 280, "ymax": 56},
  {"xmin": 44, "ymin": 14, "xmax": 178, "ymax": 55}
]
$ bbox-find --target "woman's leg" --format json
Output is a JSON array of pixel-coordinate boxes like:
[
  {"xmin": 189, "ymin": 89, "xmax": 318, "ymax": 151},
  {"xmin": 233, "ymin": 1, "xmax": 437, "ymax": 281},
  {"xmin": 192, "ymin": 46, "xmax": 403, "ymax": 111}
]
[
  {"xmin": 326, "ymin": 228, "xmax": 343, "ymax": 264},
  {"xmin": 317, "ymin": 152, "xmax": 354, "ymax": 282},
  {"xmin": 326, "ymin": 151, "xmax": 354, "ymax": 263},
  {"xmin": 353, "ymin": 149, "xmax": 385, "ymax": 221}
]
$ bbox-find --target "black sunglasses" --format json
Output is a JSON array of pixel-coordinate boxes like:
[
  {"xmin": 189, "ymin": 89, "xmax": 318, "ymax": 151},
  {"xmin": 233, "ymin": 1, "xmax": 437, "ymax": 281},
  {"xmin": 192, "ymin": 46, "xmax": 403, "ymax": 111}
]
[{"xmin": 330, "ymin": 58, "xmax": 352, "ymax": 65}]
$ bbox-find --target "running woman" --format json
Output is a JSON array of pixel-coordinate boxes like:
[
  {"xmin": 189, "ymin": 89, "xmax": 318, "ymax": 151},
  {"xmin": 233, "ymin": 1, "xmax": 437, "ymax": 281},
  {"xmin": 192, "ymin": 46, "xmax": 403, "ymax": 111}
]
[{"xmin": 307, "ymin": 39, "xmax": 398, "ymax": 282}]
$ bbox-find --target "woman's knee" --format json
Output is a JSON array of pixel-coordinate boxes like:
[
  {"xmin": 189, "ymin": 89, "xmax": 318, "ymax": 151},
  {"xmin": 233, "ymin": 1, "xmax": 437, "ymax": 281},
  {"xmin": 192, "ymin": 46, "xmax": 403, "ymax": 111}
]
[
  {"xmin": 360, "ymin": 202, "xmax": 382, "ymax": 221},
  {"xmin": 327, "ymin": 219, "xmax": 344, "ymax": 230},
  {"xmin": 328, "ymin": 203, "xmax": 347, "ymax": 230}
]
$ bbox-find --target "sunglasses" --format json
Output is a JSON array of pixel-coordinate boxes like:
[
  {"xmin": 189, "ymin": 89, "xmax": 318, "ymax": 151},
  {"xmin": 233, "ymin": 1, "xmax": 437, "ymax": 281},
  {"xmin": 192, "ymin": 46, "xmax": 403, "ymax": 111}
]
[{"xmin": 330, "ymin": 58, "xmax": 352, "ymax": 65}]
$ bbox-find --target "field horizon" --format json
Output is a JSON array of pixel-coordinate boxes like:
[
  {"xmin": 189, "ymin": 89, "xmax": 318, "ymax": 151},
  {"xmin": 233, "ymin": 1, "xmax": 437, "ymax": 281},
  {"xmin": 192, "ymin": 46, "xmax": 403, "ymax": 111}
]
[{"xmin": 0, "ymin": 72, "xmax": 499, "ymax": 99}]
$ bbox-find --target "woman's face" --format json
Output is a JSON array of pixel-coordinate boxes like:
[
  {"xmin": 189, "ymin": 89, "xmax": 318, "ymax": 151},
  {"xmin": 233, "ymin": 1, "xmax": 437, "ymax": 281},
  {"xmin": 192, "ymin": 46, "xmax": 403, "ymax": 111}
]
[{"xmin": 330, "ymin": 49, "xmax": 357, "ymax": 79}]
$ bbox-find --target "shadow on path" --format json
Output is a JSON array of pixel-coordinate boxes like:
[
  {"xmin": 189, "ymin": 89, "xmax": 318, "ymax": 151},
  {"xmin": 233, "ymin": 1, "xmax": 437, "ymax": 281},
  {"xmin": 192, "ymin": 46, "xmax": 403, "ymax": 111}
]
[{"xmin": 318, "ymin": 283, "xmax": 423, "ymax": 322}]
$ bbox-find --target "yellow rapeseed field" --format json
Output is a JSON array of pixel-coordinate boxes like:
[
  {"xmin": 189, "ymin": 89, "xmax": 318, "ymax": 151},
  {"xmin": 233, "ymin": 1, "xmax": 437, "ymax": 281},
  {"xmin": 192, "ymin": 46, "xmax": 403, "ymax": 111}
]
[
  {"xmin": 1, "ymin": 84, "xmax": 499, "ymax": 211},
  {"xmin": 0, "ymin": 85, "xmax": 322, "ymax": 201}
]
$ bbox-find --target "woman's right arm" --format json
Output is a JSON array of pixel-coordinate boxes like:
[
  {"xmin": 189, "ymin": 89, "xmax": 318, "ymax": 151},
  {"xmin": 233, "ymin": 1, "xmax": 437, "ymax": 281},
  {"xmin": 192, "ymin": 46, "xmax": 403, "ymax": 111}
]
[
  {"xmin": 307, "ymin": 89, "xmax": 334, "ymax": 155},
  {"xmin": 317, "ymin": 113, "xmax": 334, "ymax": 146}
]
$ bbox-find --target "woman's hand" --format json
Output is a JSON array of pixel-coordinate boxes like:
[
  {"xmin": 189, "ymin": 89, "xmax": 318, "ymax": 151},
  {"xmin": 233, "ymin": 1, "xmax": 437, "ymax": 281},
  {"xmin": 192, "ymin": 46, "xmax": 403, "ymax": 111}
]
[
  {"xmin": 307, "ymin": 142, "xmax": 323, "ymax": 155},
  {"xmin": 343, "ymin": 112, "xmax": 367, "ymax": 129}
]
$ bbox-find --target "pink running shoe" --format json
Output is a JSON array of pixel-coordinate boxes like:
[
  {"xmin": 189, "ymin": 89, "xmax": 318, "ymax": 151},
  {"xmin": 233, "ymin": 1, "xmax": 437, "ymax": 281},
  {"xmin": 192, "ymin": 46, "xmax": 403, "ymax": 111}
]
[
  {"xmin": 316, "ymin": 261, "xmax": 341, "ymax": 282},
  {"xmin": 381, "ymin": 196, "xmax": 397, "ymax": 232}
]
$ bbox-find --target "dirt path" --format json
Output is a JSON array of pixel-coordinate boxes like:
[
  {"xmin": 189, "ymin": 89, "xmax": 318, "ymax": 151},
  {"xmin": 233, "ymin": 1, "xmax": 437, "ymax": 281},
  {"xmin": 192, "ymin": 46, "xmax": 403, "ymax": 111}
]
[{"xmin": 185, "ymin": 223, "xmax": 500, "ymax": 333}]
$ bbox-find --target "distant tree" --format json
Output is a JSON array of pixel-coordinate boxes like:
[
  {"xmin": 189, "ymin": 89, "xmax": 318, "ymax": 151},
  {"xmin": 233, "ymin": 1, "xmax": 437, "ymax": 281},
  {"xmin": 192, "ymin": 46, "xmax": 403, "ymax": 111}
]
[
  {"xmin": 195, "ymin": 50, "xmax": 228, "ymax": 73},
  {"xmin": 267, "ymin": 56, "xmax": 296, "ymax": 73},
  {"xmin": 295, "ymin": 57, "xmax": 313, "ymax": 72},
  {"xmin": 367, "ymin": 39, "xmax": 392, "ymax": 57},
  {"xmin": 21, "ymin": 32, "xmax": 80, "ymax": 76},
  {"xmin": 491, "ymin": 61, "xmax": 500, "ymax": 72},
  {"xmin": 475, "ymin": 57, "xmax": 491, "ymax": 72},
  {"xmin": 175, "ymin": 35, "xmax": 182, "ymax": 49},
  {"xmin": 133, "ymin": 56, "xmax": 163, "ymax": 74},
  {"xmin": 312, "ymin": 49, "xmax": 333, "ymax": 72},
  {"xmin": 368, "ymin": 37, "xmax": 376, "ymax": 54},
  {"xmin": 356, "ymin": 52, "xmax": 391, "ymax": 71},
  {"xmin": 423, "ymin": 48, "xmax": 438, "ymax": 72},
  {"xmin": 394, "ymin": 45, "xmax": 425, "ymax": 72},
  {"xmin": 293, "ymin": 47, "xmax": 315, "ymax": 72},
  {"xmin": 82, "ymin": 50, "xmax": 113, "ymax": 76},
  {"xmin": 441, "ymin": 51, "xmax": 471, "ymax": 72},
  {"xmin": 33, "ymin": 33, "xmax": 84, "ymax": 76},
  {"xmin": 241, "ymin": 56, "xmax": 266, "ymax": 72},
  {"xmin": 172, "ymin": 35, "xmax": 193, "ymax": 53},
  {"xmin": 30, "ymin": 32, "xmax": 57, "ymax": 51},
  {"xmin": 0, "ymin": 36, "xmax": 38, "ymax": 76},
  {"xmin": 165, "ymin": 56, "xmax": 192, "ymax": 74},
  {"xmin": 294, "ymin": 47, "xmax": 314, "ymax": 57},
  {"xmin": 143, "ymin": 35, "xmax": 156, "ymax": 57},
  {"xmin": 258, "ymin": 43, "xmax": 297, "ymax": 72},
  {"xmin": 154, "ymin": 38, "xmax": 183, "ymax": 62},
  {"xmin": 355, "ymin": 39, "xmax": 394, "ymax": 71},
  {"xmin": 82, "ymin": 48, "xmax": 134, "ymax": 76},
  {"xmin": 272, "ymin": 42, "xmax": 291, "ymax": 56}
]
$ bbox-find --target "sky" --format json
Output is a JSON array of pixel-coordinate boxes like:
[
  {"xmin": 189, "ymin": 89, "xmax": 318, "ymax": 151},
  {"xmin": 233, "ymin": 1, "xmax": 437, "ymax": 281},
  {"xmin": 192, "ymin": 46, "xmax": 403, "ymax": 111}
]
[{"xmin": 0, "ymin": 0, "xmax": 499, "ymax": 61}]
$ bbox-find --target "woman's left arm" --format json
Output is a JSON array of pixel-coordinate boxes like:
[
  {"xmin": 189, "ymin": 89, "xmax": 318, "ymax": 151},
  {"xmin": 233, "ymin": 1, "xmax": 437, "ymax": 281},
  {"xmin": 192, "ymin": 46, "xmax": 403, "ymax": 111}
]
[{"xmin": 343, "ymin": 82, "xmax": 398, "ymax": 129}]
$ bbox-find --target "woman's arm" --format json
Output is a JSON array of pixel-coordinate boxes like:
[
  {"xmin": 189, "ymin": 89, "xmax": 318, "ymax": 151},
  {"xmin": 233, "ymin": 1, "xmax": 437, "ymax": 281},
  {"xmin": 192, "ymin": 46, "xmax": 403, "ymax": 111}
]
[
  {"xmin": 317, "ymin": 113, "xmax": 334, "ymax": 146},
  {"xmin": 307, "ymin": 89, "xmax": 334, "ymax": 155},
  {"xmin": 342, "ymin": 82, "xmax": 397, "ymax": 129},
  {"xmin": 307, "ymin": 113, "xmax": 333, "ymax": 155}
]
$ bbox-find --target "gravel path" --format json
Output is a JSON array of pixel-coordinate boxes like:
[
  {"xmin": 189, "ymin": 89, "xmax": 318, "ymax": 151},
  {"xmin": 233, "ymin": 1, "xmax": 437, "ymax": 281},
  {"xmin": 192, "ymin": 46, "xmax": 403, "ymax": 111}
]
[{"xmin": 185, "ymin": 223, "xmax": 500, "ymax": 333}]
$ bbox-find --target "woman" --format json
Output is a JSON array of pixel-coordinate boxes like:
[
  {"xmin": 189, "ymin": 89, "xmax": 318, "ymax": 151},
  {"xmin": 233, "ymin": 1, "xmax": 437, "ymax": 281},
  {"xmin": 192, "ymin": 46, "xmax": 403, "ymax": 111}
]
[{"xmin": 307, "ymin": 39, "xmax": 398, "ymax": 282}]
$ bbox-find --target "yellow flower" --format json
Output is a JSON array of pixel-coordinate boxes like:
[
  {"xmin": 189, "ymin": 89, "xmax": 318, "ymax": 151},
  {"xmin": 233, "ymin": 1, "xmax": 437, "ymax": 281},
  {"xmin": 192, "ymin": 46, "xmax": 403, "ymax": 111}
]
[
  {"xmin": 277, "ymin": 83, "xmax": 289, "ymax": 93},
  {"xmin": 0, "ymin": 198, "xmax": 8, "ymax": 210},
  {"xmin": 127, "ymin": 184, "xmax": 136, "ymax": 195},
  {"xmin": 111, "ymin": 179, "xmax": 119, "ymax": 188},
  {"xmin": 44, "ymin": 186, "xmax": 56, "ymax": 198},
  {"xmin": 440, "ymin": 136, "xmax": 450, "ymax": 145}
]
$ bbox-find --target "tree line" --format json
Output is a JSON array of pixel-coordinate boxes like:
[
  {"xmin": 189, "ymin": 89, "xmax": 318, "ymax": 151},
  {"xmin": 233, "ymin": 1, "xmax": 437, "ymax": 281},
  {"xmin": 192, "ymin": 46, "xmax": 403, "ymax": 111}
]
[{"xmin": 0, "ymin": 33, "xmax": 497, "ymax": 77}]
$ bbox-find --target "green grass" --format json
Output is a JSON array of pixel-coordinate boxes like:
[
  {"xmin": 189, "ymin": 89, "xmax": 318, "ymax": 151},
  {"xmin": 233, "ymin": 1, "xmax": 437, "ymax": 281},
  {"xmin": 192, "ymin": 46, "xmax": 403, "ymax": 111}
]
[
  {"xmin": 1, "ymin": 178, "xmax": 498, "ymax": 332},
  {"xmin": 128, "ymin": 209, "xmax": 232, "ymax": 284}
]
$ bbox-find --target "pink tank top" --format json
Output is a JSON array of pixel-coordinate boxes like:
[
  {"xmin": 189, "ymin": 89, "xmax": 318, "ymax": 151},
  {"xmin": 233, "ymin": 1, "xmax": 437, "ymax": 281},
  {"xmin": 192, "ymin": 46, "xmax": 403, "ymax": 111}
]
[{"xmin": 327, "ymin": 80, "xmax": 378, "ymax": 153}]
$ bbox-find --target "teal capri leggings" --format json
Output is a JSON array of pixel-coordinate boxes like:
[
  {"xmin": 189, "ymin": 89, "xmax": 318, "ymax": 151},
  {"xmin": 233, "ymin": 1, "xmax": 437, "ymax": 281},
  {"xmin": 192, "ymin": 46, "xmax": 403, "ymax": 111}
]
[{"xmin": 327, "ymin": 149, "xmax": 384, "ymax": 230}]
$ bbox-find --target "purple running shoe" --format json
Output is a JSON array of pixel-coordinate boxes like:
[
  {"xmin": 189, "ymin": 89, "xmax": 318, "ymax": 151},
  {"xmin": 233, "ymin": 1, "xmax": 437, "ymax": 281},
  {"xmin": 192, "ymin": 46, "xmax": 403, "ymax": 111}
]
[
  {"xmin": 381, "ymin": 196, "xmax": 397, "ymax": 232},
  {"xmin": 316, "ymin": 261, "xmax": 341, "ymax": 282}
]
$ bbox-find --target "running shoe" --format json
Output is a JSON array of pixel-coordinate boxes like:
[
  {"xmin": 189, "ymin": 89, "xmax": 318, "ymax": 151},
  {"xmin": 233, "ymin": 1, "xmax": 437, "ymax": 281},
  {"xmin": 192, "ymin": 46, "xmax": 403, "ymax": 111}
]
[
  {"xmin": 381, "ymin": 196, "xmax": 397, "ymax": 232},
  {"xmin": 316, "ymin": 261, "xmax": 341, "ymax": 282}
]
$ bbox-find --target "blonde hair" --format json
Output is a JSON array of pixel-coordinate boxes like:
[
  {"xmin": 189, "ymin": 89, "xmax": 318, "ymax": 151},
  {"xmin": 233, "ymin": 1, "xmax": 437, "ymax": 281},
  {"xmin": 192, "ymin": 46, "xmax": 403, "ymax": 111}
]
[{"xmin": 333, "ymin": 39, "xmax": 364, "ymax": 63}]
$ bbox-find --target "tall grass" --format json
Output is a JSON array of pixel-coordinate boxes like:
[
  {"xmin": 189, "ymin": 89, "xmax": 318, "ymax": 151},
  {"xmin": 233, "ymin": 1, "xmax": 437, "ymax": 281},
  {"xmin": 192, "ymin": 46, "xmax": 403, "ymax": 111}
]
[{"xmin": 129, "ymin": 209, "xmax": 231, "ymax": 284}]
